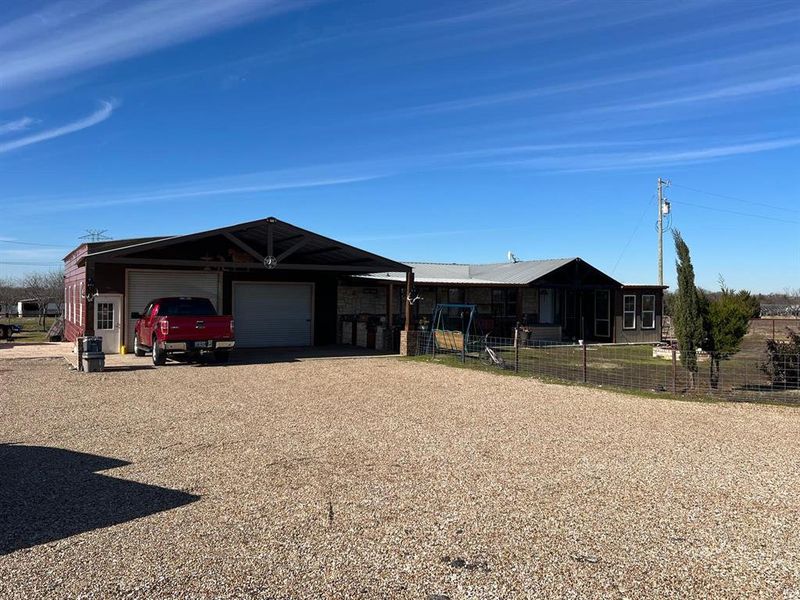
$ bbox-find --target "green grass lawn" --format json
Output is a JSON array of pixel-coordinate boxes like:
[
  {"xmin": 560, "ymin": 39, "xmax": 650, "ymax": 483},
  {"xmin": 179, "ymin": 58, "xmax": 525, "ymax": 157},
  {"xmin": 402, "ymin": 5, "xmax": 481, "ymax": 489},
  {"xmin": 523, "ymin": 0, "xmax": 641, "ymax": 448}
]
[
  {"xmin": 419, "ymin": 319, "xmax": 800, "ymax": 404},
  {"xmin": 1, "ymin": 316, "xmax": 56, "ymax": 344}
]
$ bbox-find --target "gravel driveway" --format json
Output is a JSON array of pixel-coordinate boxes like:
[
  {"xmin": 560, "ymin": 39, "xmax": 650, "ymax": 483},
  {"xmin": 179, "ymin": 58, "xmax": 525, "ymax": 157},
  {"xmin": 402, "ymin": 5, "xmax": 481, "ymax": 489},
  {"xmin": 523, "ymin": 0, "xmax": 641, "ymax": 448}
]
[{"xmin": 2, "ymin": 354, "xmax": 800, "ymax": 598}]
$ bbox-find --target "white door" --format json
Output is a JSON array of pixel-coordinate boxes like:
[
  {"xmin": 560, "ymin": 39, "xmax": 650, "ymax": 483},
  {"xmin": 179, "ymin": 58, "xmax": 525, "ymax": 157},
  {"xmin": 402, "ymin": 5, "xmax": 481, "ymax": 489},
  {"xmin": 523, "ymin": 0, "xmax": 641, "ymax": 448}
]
[
  {"xmin": 94, "ymin": 294, "xmax": 122, "ymax": 354},
  {"xmin": 126, "ymin": 270, "xmax": 221, "ymax": 348},
  {"xmin": 233, "ymin": 282, "xmax": 313, "ymax": 347}
]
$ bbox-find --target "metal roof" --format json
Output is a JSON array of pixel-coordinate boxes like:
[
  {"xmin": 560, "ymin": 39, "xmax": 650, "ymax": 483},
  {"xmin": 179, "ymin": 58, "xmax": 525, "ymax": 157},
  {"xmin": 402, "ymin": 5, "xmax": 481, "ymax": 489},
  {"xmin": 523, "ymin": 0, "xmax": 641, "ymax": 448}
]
[
  {"xmin": 358, "ymin": 258, "xmax": 580, "ymax": 285},
  {"xmin": 75, "ymin": 217, "xmax": 410, "ymax": 273}
]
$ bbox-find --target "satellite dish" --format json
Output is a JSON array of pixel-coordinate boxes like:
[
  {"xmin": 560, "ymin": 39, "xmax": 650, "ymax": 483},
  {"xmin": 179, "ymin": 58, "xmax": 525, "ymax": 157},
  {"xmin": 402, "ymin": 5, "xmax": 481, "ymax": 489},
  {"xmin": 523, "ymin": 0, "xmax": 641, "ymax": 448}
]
[{"xmin": 508, "ymin": 251, "xmax": 519, "ymax": 263}]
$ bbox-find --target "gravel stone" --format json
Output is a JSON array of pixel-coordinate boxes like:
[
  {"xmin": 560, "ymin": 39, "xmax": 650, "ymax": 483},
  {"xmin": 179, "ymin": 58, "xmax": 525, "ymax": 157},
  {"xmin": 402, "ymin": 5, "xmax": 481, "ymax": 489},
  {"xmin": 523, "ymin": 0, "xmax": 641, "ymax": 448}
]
[{"xmin": 2, "ymin": 355, "xmax": 800, "ymax": 598}]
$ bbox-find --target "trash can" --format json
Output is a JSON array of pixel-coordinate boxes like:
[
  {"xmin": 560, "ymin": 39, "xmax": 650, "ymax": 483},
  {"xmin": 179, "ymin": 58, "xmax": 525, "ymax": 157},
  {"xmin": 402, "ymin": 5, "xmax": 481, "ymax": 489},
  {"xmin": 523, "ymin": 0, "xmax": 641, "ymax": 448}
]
[
  {"xmin": 81, "ymin": 351, "xmax": 105, "ymax": 372},
  {"xmin": 79, "ymin": 336, "xmax": 103, "ymax": 353},
  {"xmin": 77, "ymin": 336, "xmax": 105, "ymax": 372}
]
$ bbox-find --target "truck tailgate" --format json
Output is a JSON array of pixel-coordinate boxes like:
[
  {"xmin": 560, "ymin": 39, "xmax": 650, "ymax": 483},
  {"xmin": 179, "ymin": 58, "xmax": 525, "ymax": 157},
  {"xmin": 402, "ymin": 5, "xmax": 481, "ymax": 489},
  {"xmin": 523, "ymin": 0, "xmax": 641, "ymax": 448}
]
[{"xmin": 163, "ymin": 316, "xmax": 232, "ymax": 341}]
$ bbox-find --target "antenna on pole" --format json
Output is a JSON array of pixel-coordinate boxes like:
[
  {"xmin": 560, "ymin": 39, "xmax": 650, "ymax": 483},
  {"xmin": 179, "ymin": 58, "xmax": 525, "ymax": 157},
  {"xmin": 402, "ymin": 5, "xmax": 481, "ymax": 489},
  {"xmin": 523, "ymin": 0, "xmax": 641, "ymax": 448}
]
[
  {"xmin": 79, "ymin": 229, "xmax": 112, "ymax": 243},
  {"xmin": 657, "ymin": 178, "xmax": 670, "ymax": 286}
]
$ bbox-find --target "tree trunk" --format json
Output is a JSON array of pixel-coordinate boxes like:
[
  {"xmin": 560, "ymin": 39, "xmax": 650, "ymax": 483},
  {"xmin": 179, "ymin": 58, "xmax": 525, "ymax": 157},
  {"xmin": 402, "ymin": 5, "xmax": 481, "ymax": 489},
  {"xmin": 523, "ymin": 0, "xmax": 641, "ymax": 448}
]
[{"xmin": 709, "ymin": 356, "xmax": 720, "ymax": 390}]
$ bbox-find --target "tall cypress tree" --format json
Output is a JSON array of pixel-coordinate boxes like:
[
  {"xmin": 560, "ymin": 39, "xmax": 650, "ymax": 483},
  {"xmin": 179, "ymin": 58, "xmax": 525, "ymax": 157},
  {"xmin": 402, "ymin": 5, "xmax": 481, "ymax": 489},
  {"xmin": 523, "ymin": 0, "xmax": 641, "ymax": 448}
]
[{"xmin": 672, "ymin": 230, "xmax": 704, "ymax": 389}]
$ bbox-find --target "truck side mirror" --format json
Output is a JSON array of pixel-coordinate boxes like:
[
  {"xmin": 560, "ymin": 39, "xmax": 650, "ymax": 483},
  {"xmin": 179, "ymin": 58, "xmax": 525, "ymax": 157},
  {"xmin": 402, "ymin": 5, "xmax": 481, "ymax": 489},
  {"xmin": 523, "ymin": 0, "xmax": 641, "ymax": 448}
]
[{"xmin": 130, "ymin": 312, "xmax": 141, "ymax": 319}]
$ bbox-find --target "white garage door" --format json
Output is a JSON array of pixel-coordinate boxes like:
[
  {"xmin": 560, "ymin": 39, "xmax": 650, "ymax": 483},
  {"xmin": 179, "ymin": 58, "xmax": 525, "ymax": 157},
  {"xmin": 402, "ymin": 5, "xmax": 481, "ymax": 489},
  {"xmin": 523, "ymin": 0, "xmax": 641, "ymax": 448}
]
[
  {"xmin": 233, "ymin": 282, "xmax": 313, "ymax": 347},
  {"xmin": 126, "ymin": 270, "xmax": 221, "ymax": 348}
]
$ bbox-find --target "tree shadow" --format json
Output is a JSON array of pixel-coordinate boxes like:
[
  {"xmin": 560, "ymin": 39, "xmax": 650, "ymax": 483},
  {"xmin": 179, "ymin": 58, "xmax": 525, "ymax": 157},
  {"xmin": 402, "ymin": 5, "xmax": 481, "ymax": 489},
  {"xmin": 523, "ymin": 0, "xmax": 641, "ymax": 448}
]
[{"xmin": 0, "ymin": 444, "xmax": 199, "ymax": 555}]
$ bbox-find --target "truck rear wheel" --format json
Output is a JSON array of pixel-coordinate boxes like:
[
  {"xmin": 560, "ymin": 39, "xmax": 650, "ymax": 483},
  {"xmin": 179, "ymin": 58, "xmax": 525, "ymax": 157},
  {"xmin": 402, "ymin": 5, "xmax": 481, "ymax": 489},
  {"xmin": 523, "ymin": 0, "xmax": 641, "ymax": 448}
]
[
  {"xmin": 152, "ymin": 337, "xmax": 166, "ymax": 366},
  {"xmin": 214, "ymin": 350, "xmax": 230, "ymax": 364}
]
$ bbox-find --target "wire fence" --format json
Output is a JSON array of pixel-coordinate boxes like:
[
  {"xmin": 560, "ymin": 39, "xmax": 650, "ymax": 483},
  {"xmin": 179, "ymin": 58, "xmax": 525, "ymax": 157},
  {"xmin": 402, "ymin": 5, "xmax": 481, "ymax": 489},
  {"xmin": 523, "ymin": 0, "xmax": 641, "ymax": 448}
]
[{"xmin": 413, "ymin": 323, "xmax": 800, "ymax": 404}]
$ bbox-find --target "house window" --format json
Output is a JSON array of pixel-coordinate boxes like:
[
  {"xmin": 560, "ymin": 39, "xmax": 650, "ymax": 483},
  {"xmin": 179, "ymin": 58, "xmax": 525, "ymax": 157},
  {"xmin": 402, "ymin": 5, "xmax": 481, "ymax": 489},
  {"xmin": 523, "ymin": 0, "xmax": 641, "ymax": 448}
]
[
  {"xmin": 594, "ymin": 290, "xmax": 610, "ymax": 337},
  {"xmin": 539, "ymin": 288, "xmax": 555, "ymax": 323},
  {"xmin": 642, "ymin": 294, "xmax": 656, "ymax": 329},
  {"xmin": 491, "ymin": 288, "xmax": 517, "ymax": 317},
  {"xmin": 448, "ymin": 288, "xmax": 465, "ymax": 304},
  {"xmin": 96, "ymin": 302, "xmax": 114, "ymax": 330},
  {"xmin": 623, "ymin": 295, "xmax": 636, "ymax": 329}
]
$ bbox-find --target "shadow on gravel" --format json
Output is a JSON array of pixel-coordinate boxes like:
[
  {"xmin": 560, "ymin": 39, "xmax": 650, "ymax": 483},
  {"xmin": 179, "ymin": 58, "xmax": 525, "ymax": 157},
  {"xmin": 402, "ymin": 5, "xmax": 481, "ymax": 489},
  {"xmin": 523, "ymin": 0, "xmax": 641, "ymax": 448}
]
[
  {"xmin": 0, "ymin": 444, "xmax": 199, "ymax": 555},
  {"xmin": 101, "ymin": 365, "xmax": 155, "ymax": 372}
]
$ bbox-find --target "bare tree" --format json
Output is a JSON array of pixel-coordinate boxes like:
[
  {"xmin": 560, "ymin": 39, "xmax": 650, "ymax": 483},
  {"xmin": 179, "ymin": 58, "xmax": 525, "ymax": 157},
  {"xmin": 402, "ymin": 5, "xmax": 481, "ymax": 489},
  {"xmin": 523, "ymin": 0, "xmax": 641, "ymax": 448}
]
[
  {"xmin": 21, "ymin": 269, "xmax": 64, "ymax": 330},
  {"xmin": 0, "ymin": 277, "xmax": 20, "ymax": 320}
]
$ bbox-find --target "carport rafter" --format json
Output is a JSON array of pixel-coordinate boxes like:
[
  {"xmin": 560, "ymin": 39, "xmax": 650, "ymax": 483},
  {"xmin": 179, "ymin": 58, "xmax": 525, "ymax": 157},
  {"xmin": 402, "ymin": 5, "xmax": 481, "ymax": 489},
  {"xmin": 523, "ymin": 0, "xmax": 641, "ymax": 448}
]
[{"xmin": 223, "ymin": 232, "xmax": 265, "ymax": 262}]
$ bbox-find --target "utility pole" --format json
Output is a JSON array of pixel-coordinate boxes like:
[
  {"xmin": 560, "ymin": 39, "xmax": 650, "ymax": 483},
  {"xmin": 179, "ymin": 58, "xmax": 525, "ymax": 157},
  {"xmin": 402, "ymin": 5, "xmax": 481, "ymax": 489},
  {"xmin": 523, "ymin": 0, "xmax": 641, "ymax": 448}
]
[{"xmin": 657, "ymin": 178, "xmax": 669, "ymax": 286}]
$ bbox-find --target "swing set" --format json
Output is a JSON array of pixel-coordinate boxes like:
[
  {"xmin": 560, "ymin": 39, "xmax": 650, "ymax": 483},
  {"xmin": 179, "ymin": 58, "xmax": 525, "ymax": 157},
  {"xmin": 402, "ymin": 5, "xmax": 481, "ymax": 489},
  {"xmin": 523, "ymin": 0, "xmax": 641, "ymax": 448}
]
[{"xmin": 429, "ymin": 303, "xmax": 482, "ymax": 360}]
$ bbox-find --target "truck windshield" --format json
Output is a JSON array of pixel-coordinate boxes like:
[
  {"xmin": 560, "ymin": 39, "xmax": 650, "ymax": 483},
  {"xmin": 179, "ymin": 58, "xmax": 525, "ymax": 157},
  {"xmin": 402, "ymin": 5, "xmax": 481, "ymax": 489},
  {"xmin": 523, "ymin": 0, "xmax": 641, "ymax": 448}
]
[{"xmin": 158, "ymin": 298, "xmax": 217, "ymax": 316}]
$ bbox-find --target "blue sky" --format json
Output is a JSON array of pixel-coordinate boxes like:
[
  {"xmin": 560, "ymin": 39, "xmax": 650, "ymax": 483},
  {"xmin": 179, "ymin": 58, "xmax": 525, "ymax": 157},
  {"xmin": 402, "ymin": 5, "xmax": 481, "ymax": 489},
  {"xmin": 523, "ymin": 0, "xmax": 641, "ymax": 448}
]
[{"xmin": 1, "ymin": 0, "xmax": 798, "ymax": 292}]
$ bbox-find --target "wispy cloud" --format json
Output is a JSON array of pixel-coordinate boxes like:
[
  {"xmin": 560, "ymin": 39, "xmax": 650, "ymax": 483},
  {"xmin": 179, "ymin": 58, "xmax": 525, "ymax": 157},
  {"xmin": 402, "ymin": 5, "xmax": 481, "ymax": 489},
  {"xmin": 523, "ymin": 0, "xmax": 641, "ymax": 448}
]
[
  {"xmin": 391, "ymin": 45, "xmax": 800, "ymax": 116},
  {"xmin": 0, "ymin": 100, "xmax": 115, "ymax": 154},
  {"xmin": 0, "ymin": 117, "xmax": 36, "ymax": 136},
  {"xmin": 1, "ymin": 0, "xmax": 316, "ymax": 91},
  {"xmin": 18, "ymin": 163, "xmax": 389, "ymax": 214},
  {"xmin": 487, "ymin": 137, "xmax": 800, "ymax": 172},
  {"xmin": 595, "ymin": 72, "xmax": 800, "ymax": 114}
]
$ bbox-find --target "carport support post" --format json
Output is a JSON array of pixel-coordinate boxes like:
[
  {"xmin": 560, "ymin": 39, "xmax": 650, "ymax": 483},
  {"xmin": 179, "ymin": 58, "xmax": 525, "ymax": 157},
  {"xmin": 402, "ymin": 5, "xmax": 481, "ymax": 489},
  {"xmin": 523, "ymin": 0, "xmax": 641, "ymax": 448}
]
[{"xmin": 514, "ymin": 323, "xmax": 520, "ymax": 373}]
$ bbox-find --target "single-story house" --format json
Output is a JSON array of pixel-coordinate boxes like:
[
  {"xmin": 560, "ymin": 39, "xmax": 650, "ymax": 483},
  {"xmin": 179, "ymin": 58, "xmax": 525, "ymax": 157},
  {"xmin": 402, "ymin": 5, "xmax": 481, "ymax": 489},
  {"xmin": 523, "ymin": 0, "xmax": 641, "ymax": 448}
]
[
  {"xmin": 63, "ymin": 216, "xmax": 665, "ymax": 354},
  {"xmin": 342, "ymin": 259, "xmax": 666, "ymax": 343},
  {"xmin": 63, "ymin": 217, "xmax": 411, "ymax": 353}
]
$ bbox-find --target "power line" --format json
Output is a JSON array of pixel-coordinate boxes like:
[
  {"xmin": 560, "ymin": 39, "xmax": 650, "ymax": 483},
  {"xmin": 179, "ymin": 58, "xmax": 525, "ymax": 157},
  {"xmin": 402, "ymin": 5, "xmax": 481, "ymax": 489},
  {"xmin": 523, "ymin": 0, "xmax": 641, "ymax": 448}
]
[
  {"xmin": 669, "ymin": 198, "xmax": 799, "ymax": 225},
  {"xmin": 611, "ymin": 194, "xmax": 653, "ymax": 275},
  {"xmin": 671, "ymin": 182, "xmax": 798, "ymax": 214},
  {"xmin": 0, "ymin": 261, "xmax": 63, "ymax": 266},
  {"xmin": 0, "ymin": 239, "xmax": 68, "ymax": 248}
]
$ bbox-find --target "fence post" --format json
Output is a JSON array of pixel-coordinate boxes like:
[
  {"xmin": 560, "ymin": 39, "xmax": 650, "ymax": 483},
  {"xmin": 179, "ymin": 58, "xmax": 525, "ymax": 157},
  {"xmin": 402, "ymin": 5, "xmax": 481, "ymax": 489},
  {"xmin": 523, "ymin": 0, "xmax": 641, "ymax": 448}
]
[
  {"xmin": 582, "ymin": 341, "xmax": 588, "ymax": 383},
  {"xmin": 773, "ymin": 319, "xmax": 776, "ymax": 342},
  {"xmin": 671, "ymin": 346, "xmax": 677, "ymax": 393},
  {"xmin": 514, "ymin": 322, "xmax": 520, "ymax": 373}
]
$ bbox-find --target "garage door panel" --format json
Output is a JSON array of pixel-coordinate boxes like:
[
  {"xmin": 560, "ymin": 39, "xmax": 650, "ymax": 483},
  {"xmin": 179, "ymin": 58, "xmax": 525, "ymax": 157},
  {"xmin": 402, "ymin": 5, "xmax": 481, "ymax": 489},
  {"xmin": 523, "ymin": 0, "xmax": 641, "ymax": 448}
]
[
  {"xmin": 126, "ymin": 271, "xmax": 220, "ymax": 348},
  {"xmin": 233, "ymin": 283, "xmax": 312, "ymax": 347}
]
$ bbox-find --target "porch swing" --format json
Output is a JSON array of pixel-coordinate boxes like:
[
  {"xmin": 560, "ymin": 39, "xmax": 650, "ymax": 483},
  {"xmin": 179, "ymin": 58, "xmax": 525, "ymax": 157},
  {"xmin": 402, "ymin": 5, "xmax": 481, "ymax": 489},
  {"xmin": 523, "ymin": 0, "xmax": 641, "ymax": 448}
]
[{"xmin": 429, "ymin": 303, "xmax": 481, "ymax": 359}]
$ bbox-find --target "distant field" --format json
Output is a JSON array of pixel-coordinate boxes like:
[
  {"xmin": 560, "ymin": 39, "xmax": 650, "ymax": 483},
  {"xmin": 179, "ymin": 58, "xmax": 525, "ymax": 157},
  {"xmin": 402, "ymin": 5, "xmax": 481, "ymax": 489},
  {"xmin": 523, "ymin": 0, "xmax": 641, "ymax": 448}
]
[{"xmin": 1, "ymin": 317, "xmax": 54, "ymax": 344}]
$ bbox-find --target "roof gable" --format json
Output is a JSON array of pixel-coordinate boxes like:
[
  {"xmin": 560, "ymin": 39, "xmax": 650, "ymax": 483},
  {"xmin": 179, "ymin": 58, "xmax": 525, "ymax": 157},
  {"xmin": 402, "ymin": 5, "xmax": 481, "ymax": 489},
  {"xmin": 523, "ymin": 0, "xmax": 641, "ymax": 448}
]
[{"xmin": 75, "ymin": 217, "xmax": 410, "ymax": 273}]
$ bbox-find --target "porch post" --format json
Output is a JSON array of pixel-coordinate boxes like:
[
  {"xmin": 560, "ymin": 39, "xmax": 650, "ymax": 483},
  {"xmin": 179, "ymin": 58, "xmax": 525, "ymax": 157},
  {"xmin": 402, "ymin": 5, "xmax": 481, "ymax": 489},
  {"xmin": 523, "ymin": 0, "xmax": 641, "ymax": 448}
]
[
  {"xmin": 399, "ymin": 270, "xmax": 416, "ymax": 356},
  {"xmin": 404, "ymin": 270, "xmax": 414, "ymax": 331}
]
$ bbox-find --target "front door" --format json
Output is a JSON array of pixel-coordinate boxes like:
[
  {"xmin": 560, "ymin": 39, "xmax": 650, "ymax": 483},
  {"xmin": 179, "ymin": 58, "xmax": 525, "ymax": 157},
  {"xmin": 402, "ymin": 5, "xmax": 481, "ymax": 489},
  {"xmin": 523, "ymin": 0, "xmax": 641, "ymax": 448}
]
[{"xmin": 94, "ymin": 295, "xmax": 122, "ymax": 354}]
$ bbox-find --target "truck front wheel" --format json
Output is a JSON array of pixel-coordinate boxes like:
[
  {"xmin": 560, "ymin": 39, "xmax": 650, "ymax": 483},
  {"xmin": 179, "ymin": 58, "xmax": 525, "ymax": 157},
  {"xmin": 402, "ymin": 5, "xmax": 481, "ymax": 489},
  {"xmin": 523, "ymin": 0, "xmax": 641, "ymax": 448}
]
[
  {"xmin": 134, "ymin": 335, "xmax": 145, "ymax": 357},
  {"xmin": 152, "ymin": 337, "xmax": 166, "ymax": 366}
]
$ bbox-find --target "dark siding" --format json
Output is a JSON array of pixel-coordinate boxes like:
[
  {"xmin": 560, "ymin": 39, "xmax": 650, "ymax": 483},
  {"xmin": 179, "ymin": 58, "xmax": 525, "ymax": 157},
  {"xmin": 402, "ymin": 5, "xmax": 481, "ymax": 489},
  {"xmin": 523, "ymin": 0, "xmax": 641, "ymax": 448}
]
[{"xmin": 614, "ymin": 288, "xmax": 663, "ymax": 343}]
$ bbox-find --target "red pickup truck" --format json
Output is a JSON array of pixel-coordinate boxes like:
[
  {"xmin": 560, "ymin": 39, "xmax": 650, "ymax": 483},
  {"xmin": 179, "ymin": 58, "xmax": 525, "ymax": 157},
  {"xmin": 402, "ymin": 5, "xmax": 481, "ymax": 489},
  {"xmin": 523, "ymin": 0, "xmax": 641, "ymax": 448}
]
[{"xmin": 132, "ymin": 297, "xmax": 234, "ymax": 365}]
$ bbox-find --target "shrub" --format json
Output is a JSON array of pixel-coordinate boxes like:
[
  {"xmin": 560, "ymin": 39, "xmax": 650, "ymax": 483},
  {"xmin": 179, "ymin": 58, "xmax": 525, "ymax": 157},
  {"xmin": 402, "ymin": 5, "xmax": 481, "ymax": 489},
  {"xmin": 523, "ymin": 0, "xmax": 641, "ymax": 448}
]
[{"xmin": 762, "ymin": 328, "xmax": 800, "ymax": 388}]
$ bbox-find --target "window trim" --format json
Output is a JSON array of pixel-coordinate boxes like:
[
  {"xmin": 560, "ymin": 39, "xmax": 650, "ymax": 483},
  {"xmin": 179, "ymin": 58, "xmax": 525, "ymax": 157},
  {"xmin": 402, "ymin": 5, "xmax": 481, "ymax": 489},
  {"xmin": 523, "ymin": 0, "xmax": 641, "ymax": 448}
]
[
  {"xmin": 79, "ymin": 282, "xmax": 84, "ymax": 327},
  {"xmin": 623, "ymin": 294, "xmax": 636, "ymax": 330},
  {"xmin": 641, "ymin": 294, "xmax": 656, "ymax": 330},
  {"xmin": 594, "ymin": 289, "xmax": 611, "ymax": 338}
]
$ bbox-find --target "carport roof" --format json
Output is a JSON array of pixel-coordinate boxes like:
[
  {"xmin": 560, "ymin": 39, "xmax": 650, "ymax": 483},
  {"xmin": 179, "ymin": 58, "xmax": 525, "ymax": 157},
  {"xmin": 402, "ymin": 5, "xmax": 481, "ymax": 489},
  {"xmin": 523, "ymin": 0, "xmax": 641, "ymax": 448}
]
[{"xmin": 77, "ymin": 217, "xmax": 410, "ymax": 273}]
